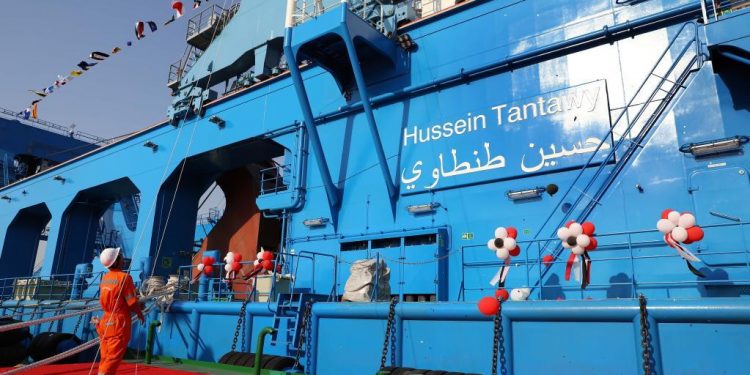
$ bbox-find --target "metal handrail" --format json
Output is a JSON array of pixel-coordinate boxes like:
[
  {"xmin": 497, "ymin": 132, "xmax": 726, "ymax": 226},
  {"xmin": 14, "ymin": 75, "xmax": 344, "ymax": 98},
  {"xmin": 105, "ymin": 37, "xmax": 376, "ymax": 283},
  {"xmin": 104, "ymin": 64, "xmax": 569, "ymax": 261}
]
[
  {"xmin": 704, "ymin": 0, "xmax": 750, "ymax": 21},
  {"xmin": 460, "ymin": 220, "xmax": 750, "ymax": 299},
  {"xmin": 0, "ymin": 106, "xmax": 109, "ymax": 145},
  {"xmin": 525, "ymin": 22, "xmax": 702, "ymax": 288},
  {"xmin": 259, "ymin": 164, "xmax": 291, "ymax": 195}
]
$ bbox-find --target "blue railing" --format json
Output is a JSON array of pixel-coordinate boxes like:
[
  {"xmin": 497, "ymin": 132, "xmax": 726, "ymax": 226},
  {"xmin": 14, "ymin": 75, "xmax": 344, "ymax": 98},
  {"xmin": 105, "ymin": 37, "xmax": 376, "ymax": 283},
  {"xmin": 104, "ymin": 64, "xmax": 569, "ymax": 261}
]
[
  {"xmin": 459, "ymin": 221, "xmax": 750, "ymax": 300},
  {"xmin": 176, "ymin": 250, "xmax": 338, "ymax": 303},
  {"xmin": 260, "ymin": 164, "xmax": 291, "ymax": 195},
  {"xmin": 0, "ymin": 271, "xmax": 106, "ymax": 302},
  {"xmin": 524, "ymin": 21, "xmax": 702, "ymax": 288}
]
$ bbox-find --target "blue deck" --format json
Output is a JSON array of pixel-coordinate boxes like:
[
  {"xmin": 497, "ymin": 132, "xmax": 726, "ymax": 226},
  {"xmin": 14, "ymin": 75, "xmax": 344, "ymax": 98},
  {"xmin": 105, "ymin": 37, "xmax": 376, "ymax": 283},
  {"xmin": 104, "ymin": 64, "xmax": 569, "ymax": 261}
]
[{"xmin": 1, "ymin": 0, "xmax": 750, "ymax": 374}]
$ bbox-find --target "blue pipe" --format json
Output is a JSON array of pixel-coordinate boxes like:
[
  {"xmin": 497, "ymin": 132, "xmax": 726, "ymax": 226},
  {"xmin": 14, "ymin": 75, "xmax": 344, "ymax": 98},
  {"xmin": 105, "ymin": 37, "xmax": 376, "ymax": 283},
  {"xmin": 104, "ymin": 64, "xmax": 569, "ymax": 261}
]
[
  {"xmin": 313, "ymin": 2, "xmax": 704, "ymax": 125},
  {"xmin": 169, "ymin": 301, "xmax": 275, "ymax": 315},
  {"xmin": 339, "ymin": 3, "xmax": 398, "ymax": 201},
  {"xmin": 262, "ymin": 125, "xmax": 308, "ymax": 217},
  {"xmin": 283, "ymin": 27, "xmax": 340, "ymax": 210}
]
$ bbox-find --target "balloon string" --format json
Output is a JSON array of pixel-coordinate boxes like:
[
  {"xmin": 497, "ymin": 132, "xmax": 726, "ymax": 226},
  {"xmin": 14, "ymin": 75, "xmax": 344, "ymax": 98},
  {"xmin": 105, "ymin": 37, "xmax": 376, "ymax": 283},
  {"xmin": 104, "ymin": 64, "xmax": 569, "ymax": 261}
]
[
  {"xmin": 565, "ymin": 253, "xmax": 577, "ymax": 281},
  {"xmin": 664, "ymin": 233, "xmax": 706, "ymax": 278}
]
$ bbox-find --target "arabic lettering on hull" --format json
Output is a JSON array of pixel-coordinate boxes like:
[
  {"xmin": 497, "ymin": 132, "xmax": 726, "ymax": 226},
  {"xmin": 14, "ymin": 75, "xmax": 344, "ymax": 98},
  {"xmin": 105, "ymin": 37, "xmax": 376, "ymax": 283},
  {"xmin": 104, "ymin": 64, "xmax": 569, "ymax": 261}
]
[{"xmin": 399, "ymin": 81, "xmax": 611, "ymax": 193}]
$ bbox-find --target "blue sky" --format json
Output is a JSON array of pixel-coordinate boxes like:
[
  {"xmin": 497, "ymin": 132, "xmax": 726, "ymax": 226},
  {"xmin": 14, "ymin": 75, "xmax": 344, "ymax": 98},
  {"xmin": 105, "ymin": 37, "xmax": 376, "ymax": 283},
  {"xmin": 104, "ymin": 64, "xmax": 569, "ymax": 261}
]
[{"xmin": 0, "ymin": 1, "xmax": 201, "ymax": 139}]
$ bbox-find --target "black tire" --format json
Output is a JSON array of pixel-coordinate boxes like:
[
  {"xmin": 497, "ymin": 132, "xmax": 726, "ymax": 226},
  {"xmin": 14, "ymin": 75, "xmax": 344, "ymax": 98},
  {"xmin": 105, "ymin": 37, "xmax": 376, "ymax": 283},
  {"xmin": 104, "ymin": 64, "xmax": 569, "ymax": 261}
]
[
  {"xmin": 219, "ymin": 352, "xmax": 262, "ymax": 367},
  {"xmin": 263, "ymin": 355, "xmax": 295, "ymax": 370},
  {"xmin": 0, "ymin": 342, "xmax": 29, "ymax": 366},
  {"xmin": 218, "ymin": 351, "xmax": 243, "ymax": 365},
  {"xmin": 390, "ymin": 368, "xmax": 416, "ymax": 375},
  {"xmin": 0, "ymin": 318, "xmax": 31, "ymax": 346},
  {"xmin": 29, "ymin": 332, "xmax": 82, "ymax": 363}
]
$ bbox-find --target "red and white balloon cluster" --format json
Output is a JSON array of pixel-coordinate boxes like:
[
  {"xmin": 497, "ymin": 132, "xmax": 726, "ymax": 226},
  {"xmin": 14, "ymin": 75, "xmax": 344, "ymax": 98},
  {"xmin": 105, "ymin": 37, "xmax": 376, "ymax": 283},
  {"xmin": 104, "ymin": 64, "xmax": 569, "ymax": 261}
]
[
  {"xmin": 556, "ymin": 221, "xmax": 597, "ymax": 255},
  {"xmin": 254, "ymin": 248, "xmax": 276, "ymax": 272},
  {"xmin": 656, "ymin": 209, "xmax": 705, "ymax": 277},
  {"xmin": 486, "ymin": 227, "xmax": 522, "ymax": 287},
  {"xmin": 223, "ymin": 252, "xmax": 244, "ymax": 280},
  {"xmin": 556, "ymin": 221, "xmax": 597, "ymax": 288},
  {"xmin": 196, "ymin": 256, "xmax": 216, "ymax": 276},
  {"xmin": 486, "ymin": 227, "xmax": 521, "ymax": 260},
  {"xmin": 656, "ymin": 209, "xmax": 704, "ymax": 244}
]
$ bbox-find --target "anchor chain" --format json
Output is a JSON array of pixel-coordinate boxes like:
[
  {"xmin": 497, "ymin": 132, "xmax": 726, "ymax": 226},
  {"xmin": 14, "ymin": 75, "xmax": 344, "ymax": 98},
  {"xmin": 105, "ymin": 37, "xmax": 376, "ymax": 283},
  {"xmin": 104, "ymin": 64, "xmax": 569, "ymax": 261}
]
[
  {"xmin": 492, "ymin": 302, "xmax": 507, "ymax": 375},
  {"xmin": 293, "ymin": 300, "xmax": 313, "ymax": 372},
  {"xmin": 380, "ymin": 297, "xmax": 398, "ymax": 369},
  {"xmin": 231, "ymin": 297, "xmax": 251, "ymax": 352},
  {"xmin": 639, "ymin": 294, "xmax": 652, "ymax": 375}
]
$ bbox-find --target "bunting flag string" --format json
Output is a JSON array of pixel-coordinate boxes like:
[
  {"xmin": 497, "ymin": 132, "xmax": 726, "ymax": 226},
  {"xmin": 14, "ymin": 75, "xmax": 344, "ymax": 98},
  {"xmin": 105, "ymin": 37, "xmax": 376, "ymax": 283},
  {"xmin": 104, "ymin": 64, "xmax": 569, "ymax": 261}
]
[
  {"xmin": 20, "ymin": 0, "xmax": 214, "ymax": 119},
  {"xmin": 90, "ymin": 51, "xmax": 110, "ymax": 61}
]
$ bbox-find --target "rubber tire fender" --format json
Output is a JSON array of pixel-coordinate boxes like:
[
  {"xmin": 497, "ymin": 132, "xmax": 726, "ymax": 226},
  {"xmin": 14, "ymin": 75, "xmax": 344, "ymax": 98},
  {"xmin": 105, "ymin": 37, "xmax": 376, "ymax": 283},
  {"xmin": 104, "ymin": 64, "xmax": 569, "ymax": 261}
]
[
  {"xmin": 29, "ymin": 332, "xmax": 82, "ymax": 363},
  {"xmin": 0, "ymin": 342, "xmax": 30, "ymax": 367},
  {"xmin": 263, "ymin": 355, "xmax": 296, "ymax": 370},
  {"xmin": 0, "ymin": 318, "xmax": 32, "ymax": 346}
]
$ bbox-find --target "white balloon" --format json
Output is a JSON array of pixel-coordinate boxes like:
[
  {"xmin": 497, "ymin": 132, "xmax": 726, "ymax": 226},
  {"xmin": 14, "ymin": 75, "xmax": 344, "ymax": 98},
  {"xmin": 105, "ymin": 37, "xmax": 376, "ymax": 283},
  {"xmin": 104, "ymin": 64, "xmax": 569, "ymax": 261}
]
[
  {"xmin": 671, "ymin": 226, "xmax": 688, "ymax": 242},
  {"xmin": 576, "ymin": 234, "xmax": 591, "ymax": 248},
  {"xmin": 253, "ymin": 259, "xmax": 260, "ymax": 266},
  {"xmin": 668, "ymin": 211, "xmax": 681, "ymax": 225},
  {"xmin": 495, "ymin": 248, "xmax": 510, "ymax": 260},
  {"xmin": 561, "ymin": 240, "xmax": 572, "ymax": 249},
  {"xmin": 224, "ymin": 264, "xmax": 232, "ymax": 272},
  {"xmin": 225, "ymin": 252, "xmax": 235, "ymax": 263},
  {"xmin": 510, "ymin": 288, "xmax": 529, "ymax": 301},
  {"xmin": 557, "ymin": 227, "xmax": 570, "ymax": 241},
  {"xmin": 502, "ymin": 237, "xmax": 517, "ymax": 250},
  {"xmin": 568, "ymin": 222, "xmax": 583, "ymax": 236},
  {"xmin": 494, "ymin": 227, "xmax": 508, "ymax": 239},
  {"xmin": 572, "ymin": 245, "xmax": 585, "ymax": 255},
  {"xmin": 657, "ymin": 219, "xmax": 676, "ymax": 234},
  {"xmin": 197, "ymin": 263, "xmax": 205, "ymax": 271},
  {"xmin": 487, "ymin": 239, "xmax": 498, "ymax": 251},
  {"xmin": 679, "ymin": 213, "xmax": 696, "ymax": 229}
]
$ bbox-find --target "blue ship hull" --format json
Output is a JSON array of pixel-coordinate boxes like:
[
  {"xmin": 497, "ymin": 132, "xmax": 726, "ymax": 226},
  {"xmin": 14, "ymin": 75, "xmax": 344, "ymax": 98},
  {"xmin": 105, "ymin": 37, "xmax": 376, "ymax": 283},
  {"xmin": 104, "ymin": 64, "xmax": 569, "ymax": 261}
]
[{"xmin": 2, "ymin": 0, "xmax": 750, "ymax": 373}]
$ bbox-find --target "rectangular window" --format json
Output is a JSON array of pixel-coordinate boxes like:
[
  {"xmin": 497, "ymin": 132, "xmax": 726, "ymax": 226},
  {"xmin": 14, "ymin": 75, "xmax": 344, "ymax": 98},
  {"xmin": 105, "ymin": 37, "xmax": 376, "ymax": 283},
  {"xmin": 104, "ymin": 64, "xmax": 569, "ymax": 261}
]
[
  {"xmin": 404, "ymin": 234, "xmax": 437, "ymax": 246},
  {"xmin": 372, "ymin": 237, "xmax": 401, "ymax": 249},
  {"xmin": 340, "ymin": 241, "xmax": 368, "ymax": 251}
]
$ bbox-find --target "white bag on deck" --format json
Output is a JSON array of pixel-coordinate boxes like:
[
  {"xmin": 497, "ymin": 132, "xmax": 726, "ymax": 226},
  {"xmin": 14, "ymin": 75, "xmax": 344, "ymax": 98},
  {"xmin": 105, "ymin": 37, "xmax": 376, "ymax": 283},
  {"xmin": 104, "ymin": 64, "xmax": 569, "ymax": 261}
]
[{"xmin": 342, "ymin": 259, "xmax": 391, "ymax": 302}]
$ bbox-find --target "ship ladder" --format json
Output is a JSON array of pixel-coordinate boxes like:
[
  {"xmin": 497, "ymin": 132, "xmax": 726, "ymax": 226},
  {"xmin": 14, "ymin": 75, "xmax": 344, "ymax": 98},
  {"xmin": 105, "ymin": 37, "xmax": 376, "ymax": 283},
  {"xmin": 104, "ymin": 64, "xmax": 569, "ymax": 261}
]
[{"xmin": 527, "ymin": 21, "xmax": 704, "ymax": 290}]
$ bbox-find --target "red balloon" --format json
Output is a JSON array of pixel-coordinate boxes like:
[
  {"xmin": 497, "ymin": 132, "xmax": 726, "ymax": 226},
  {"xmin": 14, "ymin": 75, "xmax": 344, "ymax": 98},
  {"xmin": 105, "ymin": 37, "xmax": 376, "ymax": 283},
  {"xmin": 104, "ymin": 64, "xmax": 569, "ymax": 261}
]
[
  {"xmin": 261, "ymin": 251, "xmax": 274, "ymax": 261},
  {"xmin": 203, "ymin": 265, "xmax": 214, "ymax": 275},
  {"xmin": 585, "ymin": 237, "xmax": 598, "ymax": 251},
  {"xmin": 542, "ymin": 254, "xmax": 555, "ymax": 266},
  {"xmin": 477, "ymin": 296, "xmax": 500, "ymax": 316},
  {"xmin": 506, "ymin": 227, "xmax": 518, "ymax": 239},
  {"xmin": 565, "ymin": 220, "xmax": 575, "ymax": 228},
  {"xmin": 686, "ymin": 226, "xmax": 704, "ymax": 243},
  {"xmin": 261, "ymin": 260, "xmax": 274, "ymax": 270},
  {"xmin": 204, "ymin": 256, "xmax": 215, "ymax": 266},
  {"xmin": 661, "ymin": 209, "xmax": 674, "ymax": 219},
  {"xmin": 495, "ymin": 288, "xmax": 509, "ymax": 301},
  {"xmin": 234, "ymin": 254, "xmax": 243, "ymax": 263},
  {"xmin": 231, "ymin": 261, "xmax": 242, "ymax": 272},
  {"xmin": 509, "ymin": 246, "xmax": 521, "ymax": 257},
  {"xmin": 581, "ymin": 222, "xmax": 596, "ymax": 236}
]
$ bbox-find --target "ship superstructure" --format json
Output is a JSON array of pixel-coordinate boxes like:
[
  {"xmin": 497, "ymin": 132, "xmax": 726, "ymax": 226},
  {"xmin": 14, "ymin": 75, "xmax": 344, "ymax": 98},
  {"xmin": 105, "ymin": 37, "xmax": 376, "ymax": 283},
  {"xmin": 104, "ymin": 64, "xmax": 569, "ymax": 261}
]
[{"xmin": 1, "ymin": 0, "xmax": 750, "ymax": 374}]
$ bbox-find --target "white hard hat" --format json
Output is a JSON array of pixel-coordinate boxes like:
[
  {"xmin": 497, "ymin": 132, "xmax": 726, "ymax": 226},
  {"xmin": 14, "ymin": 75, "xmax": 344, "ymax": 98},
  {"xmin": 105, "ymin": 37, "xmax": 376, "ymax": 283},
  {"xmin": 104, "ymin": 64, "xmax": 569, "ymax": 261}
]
[{"xmin": 100, "ymin": 247, "xmax": 121, "ymax": 268}]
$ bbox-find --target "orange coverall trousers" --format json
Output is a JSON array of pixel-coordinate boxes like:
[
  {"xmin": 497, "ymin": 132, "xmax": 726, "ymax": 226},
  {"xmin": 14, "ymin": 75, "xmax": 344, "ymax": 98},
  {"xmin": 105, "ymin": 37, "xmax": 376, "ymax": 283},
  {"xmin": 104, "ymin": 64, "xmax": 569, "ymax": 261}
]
[{"xmin": 96, "ymin": 269, "xmax": 141, "ymax": 375}]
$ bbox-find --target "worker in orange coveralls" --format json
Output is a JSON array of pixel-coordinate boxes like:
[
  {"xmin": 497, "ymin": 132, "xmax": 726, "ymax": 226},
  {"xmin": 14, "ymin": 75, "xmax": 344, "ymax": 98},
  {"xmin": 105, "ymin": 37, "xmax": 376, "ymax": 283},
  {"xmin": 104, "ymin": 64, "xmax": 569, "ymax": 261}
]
[{"xmin": 91, "ymin": 247, "xmax": 144, "ymax": 375}]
